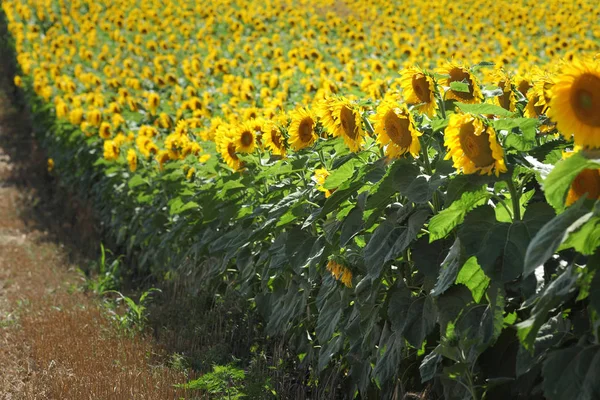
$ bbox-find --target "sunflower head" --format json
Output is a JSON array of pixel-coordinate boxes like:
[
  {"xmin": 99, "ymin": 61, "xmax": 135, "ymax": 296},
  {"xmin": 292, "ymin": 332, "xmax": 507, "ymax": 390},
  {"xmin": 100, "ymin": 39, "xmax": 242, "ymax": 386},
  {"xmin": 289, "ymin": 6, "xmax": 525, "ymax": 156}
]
[
  {"xmin": 326, "ymin": 259, "xmax": 352, "ymax": 288},
  {"xmin": 566, "ymin": 168, "xmax": 600, "ymax": 206},
  {"xmin": 235, "ymin": 121, "xmax": 257, "ymax": 153},
  {"xmin": 492, "ymin": 69, "xmax": 516, "ymax": 111},
  {"xmin": 312, "ymin": 167, "xmax": 333, "ymax": 198},
  {"xmin": 437, "ymin": 61, "xmax": 482, "ymax": 104},
  {"xmin": 398, "ymin": 66, "xmax": 438, "ymax": 117},
  {"xmin": 444, "ymin": 113, "xmax": 507, "ymax": 177},
  {"xmin": 548, "ymin": 58, "xmax": 600, "ymax": 149},
  {"xmin": 318, "ymin": 97, "xmax": 365, "ymax": 152},
  {"xmin": 288, "ymin": 107, "xmax": 317, "ymax": 151},
  {"xmin": 372, "ymin": 99, "xmax": 422, "ymax": 158},
  {"xmin": 263, "ymin": 121, "xmax": 286, "ymax": 156},
  {"xmin": 127, "ymin": 148, "xmax": 137, "ymax": 172}
]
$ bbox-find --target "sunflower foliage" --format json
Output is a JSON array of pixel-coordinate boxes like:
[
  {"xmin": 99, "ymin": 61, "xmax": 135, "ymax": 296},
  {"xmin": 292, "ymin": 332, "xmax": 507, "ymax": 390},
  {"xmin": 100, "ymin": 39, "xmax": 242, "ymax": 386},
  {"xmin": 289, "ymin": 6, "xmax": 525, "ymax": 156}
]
[{"xmin": 3, "ymin": 0, "xmax": 600, "ymax": 398}]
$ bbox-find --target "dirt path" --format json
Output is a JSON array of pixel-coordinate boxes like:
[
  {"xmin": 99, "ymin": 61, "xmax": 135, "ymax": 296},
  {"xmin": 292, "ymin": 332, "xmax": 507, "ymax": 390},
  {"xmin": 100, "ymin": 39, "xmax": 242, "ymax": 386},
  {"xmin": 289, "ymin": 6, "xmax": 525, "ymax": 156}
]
[{"xmin": 0, "ymin": 57, "xmax": 192, "ymax": 398}]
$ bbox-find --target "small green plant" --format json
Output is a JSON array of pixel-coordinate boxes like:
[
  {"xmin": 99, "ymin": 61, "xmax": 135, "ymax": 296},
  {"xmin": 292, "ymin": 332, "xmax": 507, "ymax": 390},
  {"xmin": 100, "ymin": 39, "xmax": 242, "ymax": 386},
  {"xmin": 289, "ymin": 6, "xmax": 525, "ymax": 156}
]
[
  {"xmin": 84, "ymin": 243, "xmax": 121, "ymax": 294},
  {"xmin": 104, "ymin": 288, "xmax": 161, "ymax": 333},
  {"xmin": 177, "ymin": 364, "xmax": 246, "ymax": 399}
]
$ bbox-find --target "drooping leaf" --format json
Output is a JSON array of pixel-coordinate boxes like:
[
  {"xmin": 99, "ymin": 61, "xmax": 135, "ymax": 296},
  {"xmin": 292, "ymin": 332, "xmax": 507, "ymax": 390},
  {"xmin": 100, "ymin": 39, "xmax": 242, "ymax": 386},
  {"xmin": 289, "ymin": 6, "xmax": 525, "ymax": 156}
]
[
  {"xmin": 542, "ymin": 345, "xmax": 600, "ymax": 400},
  {"xmin": 459, "ymin": 203, "xmax": 554, "ymax": 282},
  {"xmin": 403, "ymin": 295, "xmax": 437, "ymax": 348},
  {"xmin": 455, "ymin": 102, "xmax": 514, "ymax": 117},
  {"xmin": 428, "ymin": 187, "xmax": 488, "ymax": 241},
  {"xmin": 364, "ymin": 209, "xmax": 430, "ymax": 280},
  {"xmin": 455, "ymin": 256, "xmax": 490, "ymax": 303},
  {"xmin": 431, "ymin": 238, "xmax": 464, "ymax": 296},
  {"xmin": 340, "ymin": 206, "xmax": 364, "ymax": 246},
  {"xmin": 524, "ymin": 198, "xmax": 588, "ymax": 276}
]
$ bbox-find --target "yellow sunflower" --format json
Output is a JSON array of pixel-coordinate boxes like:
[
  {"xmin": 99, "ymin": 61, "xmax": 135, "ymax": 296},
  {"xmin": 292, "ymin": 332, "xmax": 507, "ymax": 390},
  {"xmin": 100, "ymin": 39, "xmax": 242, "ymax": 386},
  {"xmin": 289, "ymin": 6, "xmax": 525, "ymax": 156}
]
[
  {"xmin": 326, "ymin": 259, "xmax": 352, "ymax": 288},
  {"xmin": 219, "ymin": 137, "xmax": 242, "ymax": 171},
  {"xmin": 127, "ymin": 148, "xmax": 137, "ymax": 172},
  {"xmin": 444, "ymin": 113, "xmax": 507, "ymax": 177},
  {"xmin": 372, "ymin": 99, "xmax": 421, "ymax": 158},
  {"xmin": 234, "ymin": 121, "xmax": 257, "ymax": 153},
  {"xmin": 548, "ymin": 58, "xmax": 600, "ymax": 149},
  {"xmin": 437, "ymin": 61, "xmax": 482, "ymax": 104},
  {"xmin": 263, "ymin": 121, "xmax": 286, "ymax": 156},
  {"xmin": 318, "ymin": 97, "xmax": 365, "ymax": 152},
  {"xmin": 492, "ymin": 69, "xmax": 516, "ymax": 112},
  {"xmin": 565, "ymin": 168, "xmax": 600, "ymax": 206},
  {"xmin": 398, "ymin": 66, "xmax": 438, "ymax": 117},
  {"xmin": 312, "ymin": 167, "xmax": 332, "ymax": 198},
  {"xmin": 288, "ymin": 107, "xmax": 317, "ymax": 151}
]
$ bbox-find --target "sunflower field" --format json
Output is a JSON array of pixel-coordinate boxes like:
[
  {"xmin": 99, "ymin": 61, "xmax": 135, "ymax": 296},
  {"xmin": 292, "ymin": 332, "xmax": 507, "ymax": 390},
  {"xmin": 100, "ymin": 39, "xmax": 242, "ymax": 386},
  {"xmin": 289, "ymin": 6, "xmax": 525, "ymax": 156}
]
[{"xmin": 3, "ymin": 0, "xmax": 600, "ymax": 398}]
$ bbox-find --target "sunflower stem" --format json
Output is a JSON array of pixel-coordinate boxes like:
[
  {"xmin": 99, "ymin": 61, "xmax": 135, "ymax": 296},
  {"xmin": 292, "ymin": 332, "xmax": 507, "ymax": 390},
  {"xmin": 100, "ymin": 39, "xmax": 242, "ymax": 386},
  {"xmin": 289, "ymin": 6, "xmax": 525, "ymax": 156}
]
[
  {"xmin": 420, "ymin": 138, "xmax": 441, "ymax": 212},
  {"xmin": 506, "ymin": 178, "xmax": 521, "ymax": 221}
]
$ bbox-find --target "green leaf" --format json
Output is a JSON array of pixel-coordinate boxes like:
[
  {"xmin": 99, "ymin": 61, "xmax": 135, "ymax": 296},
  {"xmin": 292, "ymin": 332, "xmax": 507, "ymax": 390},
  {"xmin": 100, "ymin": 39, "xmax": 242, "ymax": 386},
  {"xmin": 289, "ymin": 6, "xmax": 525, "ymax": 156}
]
[
  {"xmin": 364, "ymin": 208, "xmax": 430, "ymax": 280},
  {"xmin": 455, "ymin": 256, "xmax": 489, "ymax": 303},
  {"xmin": 455, "ymin": 102, "xmax": 514, "ymax": 117},
  {"xmin": 459, "ymin": 203, "xmax": 554, "ymax": 282},
  {"xmin": 316, "ymin": 292, "xmax": 342, "ymax": 343},
  {"xmin": 403, "ymin": 295, "xmax": 437, "ymax": 348},
  {"xmin": 542, "ymin": 345, "xmax": 600, "ymax": 400},
  {"xmin": 324, "ymin": 159, "xmax": 359, "ymax": 190},
  {"xmin": 340, "ymin": 206, "xmax": 364, "ymax": 246},
  {"xmin": 419, "ymin": 350, "xmax": 442, "ymax": 383},
  {"xmin": 559, "ymin": 212, "xmax": 600, "ymax": 255},
  {"xmin": 496, "ymin": 118, "xmax": 538, "ymax": 151},
  {"xmin": 431, "ymin": 238, "xmax": 463, "ymax": 296},
  {"xmin": 543, "ymin": 151, "xmax": 600, "ymax": 211},
  {"xmin": 516, "ymin": 266, "xmax": 578, "ymax": 351},
  {"xmin": 449, "ymin": 81, "xmax": 470, "ymax": 93},
  {"xmin": 388, "ymin": 282, "xmax": 412, "ymax": 332},
  {"xmin": 412, "ymin": 237, "xmax": 452, "ymax": 278},
  {"xmin": 128, "ymin": 174, "xmax": 147, "ymax": 189},
  {"xmin": 524, "ymin": 198, "xmax": 587, "ymax": 276},
  {"xmin": 429, "ymin": 188, "xmax": 488, "ymax": 241}
]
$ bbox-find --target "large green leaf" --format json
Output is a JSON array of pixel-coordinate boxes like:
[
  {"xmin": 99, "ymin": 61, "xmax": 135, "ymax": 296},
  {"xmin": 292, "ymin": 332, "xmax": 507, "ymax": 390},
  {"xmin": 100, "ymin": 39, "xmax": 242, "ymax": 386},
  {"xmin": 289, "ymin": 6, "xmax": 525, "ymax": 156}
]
[
  {"xmin": 340, "ymin": 206, "xmax": 364, "ymax": 246},
  {"xmin": 316, "ymin": 291, "xmax": 342, "ymax": 343},
  {"xmin": 455, "ymin": 102, "xmax": 514, "ymax": 117},
  {"xmin": 403, "ymin": 295, "xmax": 437, "ymax": 348},
  {"xmin": 459, "ymin": 203, "xmax": 554, "ymax": 282},
  {"xmin": 455, "ymin": 256, "xmax": 489, "ymax": 303},
  {"xmin": 542, "ymin": 345, "xmax": 600, "ymax": 400},
  {"xmin": 431, "ymin": 238, "xmax": 464, "ymax": 296},
  {"xmin": 364, "ymin": 208, "xmax": 430, "ymax": 280},
  {"xmin": 324, "ymin": 158, "xmax": 360, "ymax": 190},
  {"xmin": 543, "ymin": 151, "xmax": 600, "ymax": 211},
  {"xmin": 524, "ymin": 198, "xmax": 587, "ymax": 276},
  {"xmin": 428, "ymin": 187, "xmax": 488, "ymax": 241},
  {"xmin": 516, "ymin": 266, "xmax": 578, "ymax": 351}
]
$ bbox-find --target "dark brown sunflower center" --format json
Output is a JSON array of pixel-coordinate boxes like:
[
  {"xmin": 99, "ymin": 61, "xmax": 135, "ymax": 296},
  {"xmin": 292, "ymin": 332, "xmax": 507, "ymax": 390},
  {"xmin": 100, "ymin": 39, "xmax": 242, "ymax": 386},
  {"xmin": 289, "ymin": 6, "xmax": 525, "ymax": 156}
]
[
  {"xmin": 227, "ymin": 142, "xmax": 239, "ymax": 160},
  {"xmin": 271, "ymin": 129, "xmax": 282, "ymax": 148},
  {"xmin": 299, "ymin": 117, "xmax": 314, "ymax": 142},
  {"xmin": 384, "ymin": 111, "xmax": 412, "ymax": 148},
  {"xmin": 240, "ymin": 130, "xmax": 253, "ymax": 147},
  {"xmin": 571, "ymin": 73, "xmax": 600, "ymax": 127},
  {"xmin": 412, "ymin": 74, "xmax": 431, "ymax": 103},
  {"xmin": 498, "ymin": 80, "xmax": 512, "ymax": 110},
  {"xmin": 449, "ymin": 68, "xmax": 475, "ymax": 100},
  {"xmin": 458, "ymin": 122, "xmax": 495, "ymax": 167},
  {"xmin": 340, "ymin": 106, "xmax": 358, "ymax": 139}
]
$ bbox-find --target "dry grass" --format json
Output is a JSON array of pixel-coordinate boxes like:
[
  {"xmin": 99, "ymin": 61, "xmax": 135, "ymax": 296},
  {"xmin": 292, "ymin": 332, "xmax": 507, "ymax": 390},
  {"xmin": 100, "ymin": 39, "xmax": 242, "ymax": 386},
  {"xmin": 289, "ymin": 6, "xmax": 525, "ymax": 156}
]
[{"xmin": 0, "ymin": 31, "xmax": 201, "ymax": 399}]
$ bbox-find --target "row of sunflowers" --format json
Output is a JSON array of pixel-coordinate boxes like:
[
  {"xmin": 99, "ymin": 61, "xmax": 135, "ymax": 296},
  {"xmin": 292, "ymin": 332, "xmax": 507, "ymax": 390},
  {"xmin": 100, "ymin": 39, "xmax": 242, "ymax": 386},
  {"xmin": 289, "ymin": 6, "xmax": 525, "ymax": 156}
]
[{"xmin": 3, "ymin": 0, "xmax": 600, "ymax": 398}]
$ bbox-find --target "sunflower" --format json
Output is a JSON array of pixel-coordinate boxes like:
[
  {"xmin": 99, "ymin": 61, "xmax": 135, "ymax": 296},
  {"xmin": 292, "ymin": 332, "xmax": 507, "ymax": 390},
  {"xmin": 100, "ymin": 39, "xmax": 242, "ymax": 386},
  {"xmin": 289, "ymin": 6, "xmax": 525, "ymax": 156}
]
[
  {"xmin": 565, "ymin": 168, "xmax": 600, "ymax": 206},
  {"xmin": 444, "ymin": 113, "xmax": 507, "ymax": 176},
  {"xmin": 318, "ymin": 97, "xmax": 365, "ymax": 152},
  {"xmin": 437, "ymin": 61, "xmax": 482, "ymax": 104},
  {"xmin": 548, "ymin": 58, "xmax": 600, "ymax": 149},
  {"xmin": 263, "ymin": 121, "xmax": 286, "ymax": 156},
  {"xmin": 219, "ymin": 137, "xmax": 242, "ymax": 171},
  {"xmin": 234, "ymin": 121, "xmax": 257, "ymax": 153},
  {"xmin": 312, "ymin": 167, "xmax": 332, "ymax": 198},
  {"xmin": 127, "ymin": 148, "xmax": 137, "ymax": 172},
  {"xmin": 47, "ymin": 158, "xmax": 54, "ymax": 173},
  {"xmin": 103, "ymin": 140, "xmax": 119, "ymax": 161},
  {"xmin": 326, "ymin": 259, "xmax": 352, "ymax": 288},
  {"xmin": 156, "ymin": 150, "xmax": 170, "ymax": 170},
  {"xmin": 99, "ymin": 122, "xmax": 112, "ymax": 139},
  {"xmin": 492, "ymin": 69, "xmax": 516, "ymax": 111},
  {"xmin": 372, "ymin": 99, "xmax": 421, "ymax": 158},
  {"xmin": 288, "ymin": 107, "xmax": 317, "ymax": 151},
  {"xmin": 398, "ymin": 66, "xmax": 438, "ymax": 117}
]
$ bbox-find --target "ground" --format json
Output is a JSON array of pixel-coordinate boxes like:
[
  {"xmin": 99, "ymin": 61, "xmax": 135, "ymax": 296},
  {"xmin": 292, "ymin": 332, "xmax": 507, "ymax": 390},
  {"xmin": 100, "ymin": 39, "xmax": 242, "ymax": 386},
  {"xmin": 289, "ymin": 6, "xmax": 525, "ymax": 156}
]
[{"xmin": 0, "ymin": 61, "xmax": 192, "ymax": 399}]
